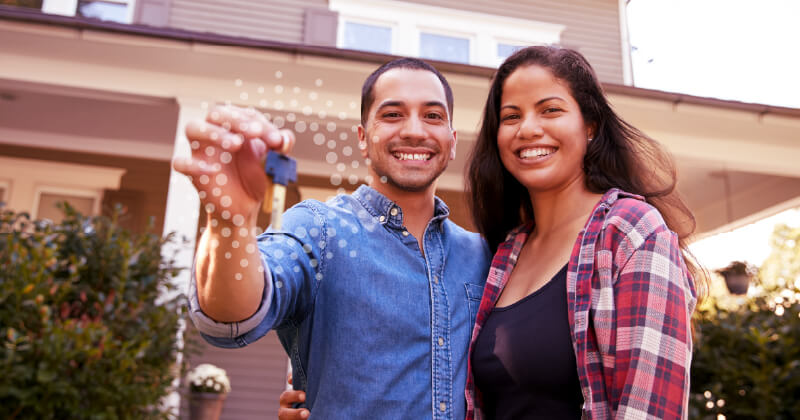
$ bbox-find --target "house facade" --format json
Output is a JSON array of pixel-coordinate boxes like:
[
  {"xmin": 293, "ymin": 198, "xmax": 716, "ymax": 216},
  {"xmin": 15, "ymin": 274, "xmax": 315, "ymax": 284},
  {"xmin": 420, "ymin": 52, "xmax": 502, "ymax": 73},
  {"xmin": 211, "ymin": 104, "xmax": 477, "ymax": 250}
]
[{"xmin": 1, "ymin": 1, "xmax": 799, "ymax": 417}]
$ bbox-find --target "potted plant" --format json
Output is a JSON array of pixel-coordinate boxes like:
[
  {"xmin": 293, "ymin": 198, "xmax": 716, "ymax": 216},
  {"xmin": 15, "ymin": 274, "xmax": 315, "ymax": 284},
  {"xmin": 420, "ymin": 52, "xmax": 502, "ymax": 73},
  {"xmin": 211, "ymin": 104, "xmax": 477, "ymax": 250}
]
[
  {"xmin": 186, "ymin": 363, "xmax": 231, "ymax": 420},
  {"xmin": 715, "ymin": 261, "xmax": 756, "ymax": 295}
]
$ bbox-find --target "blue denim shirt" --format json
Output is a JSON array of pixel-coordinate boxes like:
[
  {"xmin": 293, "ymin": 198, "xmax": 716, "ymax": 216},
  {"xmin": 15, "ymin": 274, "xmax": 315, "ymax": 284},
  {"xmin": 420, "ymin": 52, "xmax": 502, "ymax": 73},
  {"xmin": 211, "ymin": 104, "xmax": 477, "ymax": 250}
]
[{"xmin": 189, "ymin": 185, "xmax": 491, "ymax": 419}]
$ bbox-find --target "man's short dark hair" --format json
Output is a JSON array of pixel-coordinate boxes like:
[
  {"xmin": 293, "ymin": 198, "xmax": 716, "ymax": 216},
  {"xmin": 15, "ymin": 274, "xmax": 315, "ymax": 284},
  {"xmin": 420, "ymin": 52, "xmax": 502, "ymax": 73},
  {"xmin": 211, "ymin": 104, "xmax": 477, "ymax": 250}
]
[{"xmin": 360, "ymin": 58, "xmax": 454, "ymax": 126}]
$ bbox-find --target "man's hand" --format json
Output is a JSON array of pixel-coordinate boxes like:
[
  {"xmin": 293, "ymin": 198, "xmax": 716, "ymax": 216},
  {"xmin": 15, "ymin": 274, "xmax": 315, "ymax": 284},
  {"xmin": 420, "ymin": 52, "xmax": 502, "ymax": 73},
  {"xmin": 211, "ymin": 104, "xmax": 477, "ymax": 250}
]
[
  {"xmin": 278, "ymin": 389, "xmax": 309, "ymax": 419},
  {"xmin": 174, "ymin": 105, "xmax": 295, "ymax": 223},
  {"xmin": 173, "ymin": 105, "xmax": 296, "ymax": 322}
]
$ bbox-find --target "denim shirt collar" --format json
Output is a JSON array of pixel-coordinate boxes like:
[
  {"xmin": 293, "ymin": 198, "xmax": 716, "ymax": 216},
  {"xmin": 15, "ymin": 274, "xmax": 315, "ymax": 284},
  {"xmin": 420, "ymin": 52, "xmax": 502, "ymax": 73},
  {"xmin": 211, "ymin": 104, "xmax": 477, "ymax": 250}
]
[{"xmin": 352, "ymin": 185, "xmax": 450, "ymax": 229}]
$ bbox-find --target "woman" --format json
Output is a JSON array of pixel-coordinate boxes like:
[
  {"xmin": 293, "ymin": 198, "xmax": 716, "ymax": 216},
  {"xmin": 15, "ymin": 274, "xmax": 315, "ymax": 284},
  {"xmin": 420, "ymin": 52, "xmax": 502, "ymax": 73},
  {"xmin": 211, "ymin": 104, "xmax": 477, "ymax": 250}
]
[{"xmin": 465, "ymin": 46, "xmax": 701, "ymax": 419}]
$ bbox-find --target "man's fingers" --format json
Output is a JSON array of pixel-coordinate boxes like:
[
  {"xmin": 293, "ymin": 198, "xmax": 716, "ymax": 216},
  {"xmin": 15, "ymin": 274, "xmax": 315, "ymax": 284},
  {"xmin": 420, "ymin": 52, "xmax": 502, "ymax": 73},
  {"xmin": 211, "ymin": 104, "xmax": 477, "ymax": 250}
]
[
  {"xmin": 207, "ymin": 105, "xmax": 289, "ymax": 153},
  {"xmin": 185, "ymin": 120, "xmax": 244, "ymax": 152},
  {"xmin": 172, "ymin": 156, "xmax": 216, "ymax": 178},
  {"xmin": 278, "ymin": 407, "xmax": 309, "ymax": 420},
  {"xmin": 278, "ymin": 129, "xmax": 296, "ymax": 154},
  {"xmin": 278, "ymin": 390, "xmax": 306, "ymax": 407}
]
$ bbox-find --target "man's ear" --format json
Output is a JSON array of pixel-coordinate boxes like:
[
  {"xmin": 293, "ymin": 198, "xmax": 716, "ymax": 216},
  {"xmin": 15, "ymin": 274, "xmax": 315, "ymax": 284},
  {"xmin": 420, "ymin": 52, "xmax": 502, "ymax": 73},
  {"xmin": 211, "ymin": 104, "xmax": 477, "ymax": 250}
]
[
  {"xmin": 357, "ymin": 125, "xmax": 368, "ymax": 158},
  {"xmin": 449, "ymin": 129, "xmax": 458, "ymax": 161}
]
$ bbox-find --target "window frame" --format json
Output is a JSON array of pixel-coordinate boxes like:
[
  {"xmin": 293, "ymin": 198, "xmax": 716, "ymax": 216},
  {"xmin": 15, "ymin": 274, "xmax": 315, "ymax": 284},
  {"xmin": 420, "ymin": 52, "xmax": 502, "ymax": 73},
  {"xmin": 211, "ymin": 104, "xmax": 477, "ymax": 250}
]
[
  {"xmin": 329, "ymin": 0, "xmax": 565, "ymax": 67},
  {"xmin": 31, "ymin": 185, "xmax": 103, "ymax": 221},
  {"xmin": 336, "ymin": 17, "xmax": 398, "ymax": 55}
]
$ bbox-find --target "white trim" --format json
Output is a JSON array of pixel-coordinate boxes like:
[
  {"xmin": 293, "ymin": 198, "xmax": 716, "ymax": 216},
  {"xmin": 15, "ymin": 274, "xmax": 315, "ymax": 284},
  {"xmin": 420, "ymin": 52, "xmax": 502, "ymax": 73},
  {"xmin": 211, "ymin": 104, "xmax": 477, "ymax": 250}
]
[
  {"xmin": 0, "ymin": 179, "xmax": 10, "ymax": 203},
  {"xmin": 31, "ymin": 185, "xmax": 102, "ymax": 221},
  {"xmin": 618, "ymin": 0, "xmax": 634, "ymax": 85},
  {"xmin": 329, "ymin": 0, "xmax": 565, "ymax": 67},
  {"xmin": 0, "ymin": 156, "xmax": 125, "ymax": 217}
]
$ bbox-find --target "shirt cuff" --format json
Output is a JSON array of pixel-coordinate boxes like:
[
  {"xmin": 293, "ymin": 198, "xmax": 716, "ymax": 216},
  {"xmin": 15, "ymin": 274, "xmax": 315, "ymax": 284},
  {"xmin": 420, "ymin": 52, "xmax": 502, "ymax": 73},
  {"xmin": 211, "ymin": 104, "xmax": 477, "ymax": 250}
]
[{"xmin": 187, "ymin": 253, "xmax": 274, "ymax": 339}]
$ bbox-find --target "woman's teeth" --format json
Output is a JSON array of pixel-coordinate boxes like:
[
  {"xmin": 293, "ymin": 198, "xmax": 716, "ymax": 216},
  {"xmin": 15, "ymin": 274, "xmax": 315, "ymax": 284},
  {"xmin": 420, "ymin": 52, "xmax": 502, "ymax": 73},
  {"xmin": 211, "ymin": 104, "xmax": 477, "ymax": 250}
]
[{"xmin": 519, "ymin": 147, "xmax": 556, "ymax": 159}]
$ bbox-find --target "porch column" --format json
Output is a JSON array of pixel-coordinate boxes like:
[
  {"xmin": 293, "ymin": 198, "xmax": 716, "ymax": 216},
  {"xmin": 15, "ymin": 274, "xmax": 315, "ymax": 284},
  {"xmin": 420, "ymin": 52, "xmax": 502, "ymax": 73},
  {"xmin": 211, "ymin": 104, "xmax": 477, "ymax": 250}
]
[{"xmin": 161, "ymin": 97, "xmax": 206, "ymax": 414}]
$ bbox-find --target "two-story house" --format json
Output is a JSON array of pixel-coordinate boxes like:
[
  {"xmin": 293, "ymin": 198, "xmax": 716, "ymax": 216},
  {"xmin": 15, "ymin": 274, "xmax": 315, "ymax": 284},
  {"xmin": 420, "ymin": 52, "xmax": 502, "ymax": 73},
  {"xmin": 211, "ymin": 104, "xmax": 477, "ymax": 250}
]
[{"xmin": 1, "ymin": 1, "xmax": 799, "ymax": 417}]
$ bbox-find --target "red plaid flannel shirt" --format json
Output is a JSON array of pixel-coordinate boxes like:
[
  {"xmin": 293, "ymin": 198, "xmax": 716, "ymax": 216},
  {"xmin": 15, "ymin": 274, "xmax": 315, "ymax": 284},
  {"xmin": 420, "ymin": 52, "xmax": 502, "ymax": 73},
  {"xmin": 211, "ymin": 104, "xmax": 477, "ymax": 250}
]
[{"xmin": 465, "ymin": 189, "xmax": 697, "ymax": 419}]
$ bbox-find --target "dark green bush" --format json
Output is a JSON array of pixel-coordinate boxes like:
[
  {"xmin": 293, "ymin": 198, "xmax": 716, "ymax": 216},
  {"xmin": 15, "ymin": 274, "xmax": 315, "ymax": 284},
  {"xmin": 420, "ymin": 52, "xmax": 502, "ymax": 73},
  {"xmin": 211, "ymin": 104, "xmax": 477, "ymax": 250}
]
[
  {"xmin": 690, "ymin": 224, "xmax": 800, "ymax": 420},
  {"xmin": 0, "ymin": 204, "xmax": 186, "ymax": 419}
]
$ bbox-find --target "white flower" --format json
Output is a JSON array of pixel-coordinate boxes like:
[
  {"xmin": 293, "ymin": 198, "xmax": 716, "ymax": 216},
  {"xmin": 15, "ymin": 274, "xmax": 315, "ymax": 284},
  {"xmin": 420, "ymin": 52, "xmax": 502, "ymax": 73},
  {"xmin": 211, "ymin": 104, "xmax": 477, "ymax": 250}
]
[{"xmin": 187, "ymin": 363, "xmax": 231, "ymax": 394}]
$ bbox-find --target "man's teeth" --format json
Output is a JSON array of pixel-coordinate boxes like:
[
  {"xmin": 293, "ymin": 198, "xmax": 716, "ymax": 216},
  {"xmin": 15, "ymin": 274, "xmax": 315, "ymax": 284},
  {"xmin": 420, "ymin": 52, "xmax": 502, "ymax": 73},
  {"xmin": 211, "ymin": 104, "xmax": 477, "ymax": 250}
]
[
  {"xmin": 519, "ymin": 148, "xmax": 555, "ymax": 159},
  {"xmin": 394, "ymin": 152, "xmax": 431, "ymax": 161}
]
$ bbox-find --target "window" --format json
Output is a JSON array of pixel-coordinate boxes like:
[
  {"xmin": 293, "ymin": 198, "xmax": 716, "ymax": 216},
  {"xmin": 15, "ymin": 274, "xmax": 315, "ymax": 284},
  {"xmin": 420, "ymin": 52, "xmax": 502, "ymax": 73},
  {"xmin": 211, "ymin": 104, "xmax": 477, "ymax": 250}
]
[
  {"xmin": 77, "ymin": 0, "xmax": 129, "ymax": 23},
  {"xmin": 497, "ymin": 43, "xmax": 524, "ymax": 61},
  {"xmin": 330, "ymin": 0, "xmax": 565, "ymax": 67},
  {"xmin": 342, "ymin": 21, "xmax": 393, "ymax": 54},
  {"xmin": 419, "ymin": 32, "xmax": 470, "ymax": 64},
  {"xmin": 35, "ymin": 189, "xmax": 98, "ymax": 224},
  {"xmin": 41, "ymin": 0, "xmax": 136, "ymax": 24}
]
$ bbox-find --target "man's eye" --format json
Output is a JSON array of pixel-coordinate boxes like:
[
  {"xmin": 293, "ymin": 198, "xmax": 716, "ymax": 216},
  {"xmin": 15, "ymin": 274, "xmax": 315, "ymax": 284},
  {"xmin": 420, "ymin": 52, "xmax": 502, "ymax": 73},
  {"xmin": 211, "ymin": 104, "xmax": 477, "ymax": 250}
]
[
  {"xmin": 382, "ymin": 112, "xmax": 401, "ymax": 118},
  {"xmin": 426, "ymin": 113, "xmax": 443, "ymax": 120}
]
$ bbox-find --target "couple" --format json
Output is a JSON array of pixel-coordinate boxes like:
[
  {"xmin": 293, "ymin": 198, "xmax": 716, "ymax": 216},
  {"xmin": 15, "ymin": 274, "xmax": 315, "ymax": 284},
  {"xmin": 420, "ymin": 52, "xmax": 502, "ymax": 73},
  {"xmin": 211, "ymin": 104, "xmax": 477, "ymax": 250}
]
[{"xmin": 176, "ymin": 46, "xmax": 699, "ymax": 419}]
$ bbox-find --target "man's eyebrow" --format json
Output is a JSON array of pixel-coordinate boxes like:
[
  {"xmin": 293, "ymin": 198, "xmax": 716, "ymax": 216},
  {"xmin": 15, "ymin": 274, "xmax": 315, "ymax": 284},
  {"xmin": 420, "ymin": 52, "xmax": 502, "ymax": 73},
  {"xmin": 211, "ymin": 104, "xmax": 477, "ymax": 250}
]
[
  {"xmin": 424, "ymin": 101, "xmax": 447, "ymax": 109},
  {"xmin": 375, "ymin": 100, "xmax": 406, "ymax": 112}
]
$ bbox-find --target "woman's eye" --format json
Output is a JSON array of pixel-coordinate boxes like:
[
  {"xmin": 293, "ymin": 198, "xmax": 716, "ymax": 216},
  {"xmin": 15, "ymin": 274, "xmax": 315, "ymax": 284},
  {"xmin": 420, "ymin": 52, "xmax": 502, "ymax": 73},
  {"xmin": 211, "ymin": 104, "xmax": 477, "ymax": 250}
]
[
  {"xmin": 501, "ymin": 114, "xmax": 519, "ymax": 121},
  {"xmin": 543, "ymin": 107, "xmax": 563, "ymax": 114}
]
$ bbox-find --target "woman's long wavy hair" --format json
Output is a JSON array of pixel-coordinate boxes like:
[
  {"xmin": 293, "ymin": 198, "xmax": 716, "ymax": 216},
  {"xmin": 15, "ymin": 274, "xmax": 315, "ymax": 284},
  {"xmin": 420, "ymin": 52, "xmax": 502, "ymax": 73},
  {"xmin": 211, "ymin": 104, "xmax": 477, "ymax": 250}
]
[{"xmin": 467, "ymin": 45, "xmax": 705, "ymax": 289}]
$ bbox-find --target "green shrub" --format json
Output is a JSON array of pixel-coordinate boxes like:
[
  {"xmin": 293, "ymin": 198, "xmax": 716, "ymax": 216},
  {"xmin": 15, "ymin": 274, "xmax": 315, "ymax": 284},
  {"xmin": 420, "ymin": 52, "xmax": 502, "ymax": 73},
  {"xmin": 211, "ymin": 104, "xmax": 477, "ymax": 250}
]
[
  {"xmin": 0, "ymin": 204, "xmax": 186, "ymax": 419},
  {"xmin": 690, "ymin": 224, "xmax": 800, "ymax": 420}
]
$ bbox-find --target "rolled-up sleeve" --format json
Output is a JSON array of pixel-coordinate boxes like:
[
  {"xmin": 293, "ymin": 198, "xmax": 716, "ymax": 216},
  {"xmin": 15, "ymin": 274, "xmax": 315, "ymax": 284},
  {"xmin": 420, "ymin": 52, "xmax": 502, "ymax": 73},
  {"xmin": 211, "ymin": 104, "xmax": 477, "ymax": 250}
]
[{"xmin": 186, "ymin": 203, "xmax": 328, "ymax": 348}]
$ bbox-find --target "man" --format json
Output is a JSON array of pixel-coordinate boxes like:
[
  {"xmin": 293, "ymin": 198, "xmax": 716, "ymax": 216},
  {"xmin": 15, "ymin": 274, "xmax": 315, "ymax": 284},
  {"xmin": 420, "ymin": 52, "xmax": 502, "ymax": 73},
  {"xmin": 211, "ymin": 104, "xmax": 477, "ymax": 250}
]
[{"xmin": 175, "ymin": 58, "xmax": 491, "ymax": 419}]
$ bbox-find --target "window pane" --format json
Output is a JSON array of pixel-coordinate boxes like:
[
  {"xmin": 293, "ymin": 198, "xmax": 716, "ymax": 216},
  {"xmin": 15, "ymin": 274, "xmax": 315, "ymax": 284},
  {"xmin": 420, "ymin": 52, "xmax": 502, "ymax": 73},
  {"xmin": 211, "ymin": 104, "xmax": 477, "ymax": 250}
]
[
  {"xmin": 77, "ymin": 1, "xmax": 128, "ymax": 23},
  {"xmin": 497, "ymin": 43, "xmax": 524, "ymax": 60},
  {"xmin": 37, "ymin": 193, "xmax": 95, "ymax": 224},
  {"xmin": 343, "ymin": 22, "xmax": 392, "ymax": 54},
  {"xmin": 419, "ymin": 33, "xmax": 470, "ymax": 64}
]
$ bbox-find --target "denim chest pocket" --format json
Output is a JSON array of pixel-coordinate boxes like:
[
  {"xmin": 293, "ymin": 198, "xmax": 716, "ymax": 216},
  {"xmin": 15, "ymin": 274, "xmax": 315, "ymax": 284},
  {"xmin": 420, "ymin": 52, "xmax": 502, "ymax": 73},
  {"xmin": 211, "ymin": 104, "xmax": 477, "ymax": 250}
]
[{"xmin": 464, "ymin": 283, "xmax": 485, "ymax": 325}]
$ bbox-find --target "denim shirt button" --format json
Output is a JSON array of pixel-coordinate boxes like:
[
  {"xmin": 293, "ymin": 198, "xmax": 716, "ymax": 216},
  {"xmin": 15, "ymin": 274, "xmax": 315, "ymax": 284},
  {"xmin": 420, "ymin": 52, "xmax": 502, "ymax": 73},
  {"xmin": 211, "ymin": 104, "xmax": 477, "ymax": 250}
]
[
  {"xmin": 402, "ymin": 231, "xmax": 409, "ymax": 237},
  {"xmin": 433, "ymin": 275, "xmax": 438, "ymax": 283},
  {"xmin": 439, "ymin": 402, "xmax": 447, "ymax": 412},
  {"xmin": 379, "ymin": 215, "xmax": 386, "ymax": 222},
  {"xmin": 390, "ymin": 207, "xmax": 398, "ymax": 216},
  {"xmin": 438, "ymin": 337, "xmax": 444, "ymax": 346}
]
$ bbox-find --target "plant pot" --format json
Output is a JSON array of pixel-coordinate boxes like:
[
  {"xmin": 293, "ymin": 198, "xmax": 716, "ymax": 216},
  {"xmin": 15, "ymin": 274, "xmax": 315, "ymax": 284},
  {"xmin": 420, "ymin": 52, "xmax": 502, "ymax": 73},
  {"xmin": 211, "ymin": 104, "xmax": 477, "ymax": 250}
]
[
  {"xmin": 189, "ymin": 392, "xmax": 226, "ymax": 420},
  {"xmin": 724, "ymin": 273, "xmax": 750, "ymax": 295}
]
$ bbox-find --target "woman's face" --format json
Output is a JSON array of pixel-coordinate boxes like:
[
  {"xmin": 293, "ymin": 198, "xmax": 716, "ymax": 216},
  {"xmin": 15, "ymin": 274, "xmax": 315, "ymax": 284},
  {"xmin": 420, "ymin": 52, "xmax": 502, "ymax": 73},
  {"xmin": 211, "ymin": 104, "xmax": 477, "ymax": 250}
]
[{"xmin": 496, "ymin": 64, "xmax": 593, "ymax": 195}]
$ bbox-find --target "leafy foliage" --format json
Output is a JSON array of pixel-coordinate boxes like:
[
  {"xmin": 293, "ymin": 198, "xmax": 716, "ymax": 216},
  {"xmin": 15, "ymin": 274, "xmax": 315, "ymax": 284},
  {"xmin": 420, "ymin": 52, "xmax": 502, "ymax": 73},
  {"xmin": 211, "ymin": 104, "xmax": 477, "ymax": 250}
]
[
  {"xmin": 690, "ymin": 223, "xmax": 800, "ymax": 420},
  {"xmin": 0, "ymin": 204, "xmax": 186, "ymax": 419}
]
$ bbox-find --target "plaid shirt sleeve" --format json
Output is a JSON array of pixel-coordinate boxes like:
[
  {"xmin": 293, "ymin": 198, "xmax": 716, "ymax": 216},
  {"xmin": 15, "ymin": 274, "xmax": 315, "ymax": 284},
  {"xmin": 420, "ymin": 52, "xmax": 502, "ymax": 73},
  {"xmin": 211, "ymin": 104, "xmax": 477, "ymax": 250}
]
[{"xmin": 602, "ymin": 202, "xmax": 697, "ymax": 419}]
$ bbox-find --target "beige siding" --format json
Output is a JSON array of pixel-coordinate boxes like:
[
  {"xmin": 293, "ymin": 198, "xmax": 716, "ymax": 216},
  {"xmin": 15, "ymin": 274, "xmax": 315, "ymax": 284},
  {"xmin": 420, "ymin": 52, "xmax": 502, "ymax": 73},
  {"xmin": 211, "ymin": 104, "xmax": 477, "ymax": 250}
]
[
  {"xmin": 404, "ymin": 0, "xmax": 625, "ymax": 83},
  {"xmin": 168, "ymin": 0, "xmax": 329, "ymax": 44}
]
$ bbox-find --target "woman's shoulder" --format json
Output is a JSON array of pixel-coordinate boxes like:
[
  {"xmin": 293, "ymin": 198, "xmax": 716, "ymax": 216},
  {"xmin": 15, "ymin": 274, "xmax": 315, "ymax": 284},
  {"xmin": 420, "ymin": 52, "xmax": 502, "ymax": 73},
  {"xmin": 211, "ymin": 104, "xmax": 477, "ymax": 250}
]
[{"xmin": 602, "ymin": 193, "xmax": 670, "ymax": 244}]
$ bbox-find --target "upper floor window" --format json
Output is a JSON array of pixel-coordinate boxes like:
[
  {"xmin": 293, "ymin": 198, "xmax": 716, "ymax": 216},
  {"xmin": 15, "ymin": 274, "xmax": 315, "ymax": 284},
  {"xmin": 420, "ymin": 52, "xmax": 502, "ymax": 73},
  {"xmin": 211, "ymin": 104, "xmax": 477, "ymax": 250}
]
[
  {"xmin": 41, "ymin": 0, "xmax": 136, "ymax": 24},
  {"xmin": 329, "ymin": 0, "xmax": 564, "ymax": 67},
  {"xmin": 342, "ymin": 21, "xmax": 393, "ymax": 54}
]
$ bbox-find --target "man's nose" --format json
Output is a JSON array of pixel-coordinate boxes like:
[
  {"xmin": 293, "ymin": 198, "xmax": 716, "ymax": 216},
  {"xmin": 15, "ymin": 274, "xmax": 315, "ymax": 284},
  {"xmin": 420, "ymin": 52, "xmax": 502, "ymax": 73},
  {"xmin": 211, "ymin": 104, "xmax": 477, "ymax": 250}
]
[{"xmin": 400, "ymin": 115, "xmax": 426, "ymax": 140}]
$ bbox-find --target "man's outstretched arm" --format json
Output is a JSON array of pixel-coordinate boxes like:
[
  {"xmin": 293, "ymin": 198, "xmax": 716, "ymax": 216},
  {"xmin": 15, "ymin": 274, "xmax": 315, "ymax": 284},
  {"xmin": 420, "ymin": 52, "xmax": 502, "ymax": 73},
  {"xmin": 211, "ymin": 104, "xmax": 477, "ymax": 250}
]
[{"xmin": 174, "ymin": 105, "xmax": 295, "ymax": 322}]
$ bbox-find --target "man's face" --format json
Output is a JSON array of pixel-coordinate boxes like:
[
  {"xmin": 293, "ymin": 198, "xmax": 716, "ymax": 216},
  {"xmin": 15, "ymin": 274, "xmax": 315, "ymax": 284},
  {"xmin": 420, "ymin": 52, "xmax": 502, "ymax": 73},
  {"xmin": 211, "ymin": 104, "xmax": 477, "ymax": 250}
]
[{"xmin": 358, "ymin": 68, "xmax": 457, "ymax": 195}]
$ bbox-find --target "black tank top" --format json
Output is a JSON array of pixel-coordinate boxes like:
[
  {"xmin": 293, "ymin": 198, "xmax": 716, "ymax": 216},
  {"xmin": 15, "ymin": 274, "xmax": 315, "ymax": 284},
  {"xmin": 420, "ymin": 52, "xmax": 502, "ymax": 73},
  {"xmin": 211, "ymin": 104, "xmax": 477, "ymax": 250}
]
[{"xmin": 471, "ymin": 264, "xmax": 583, "ymax": 419}]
